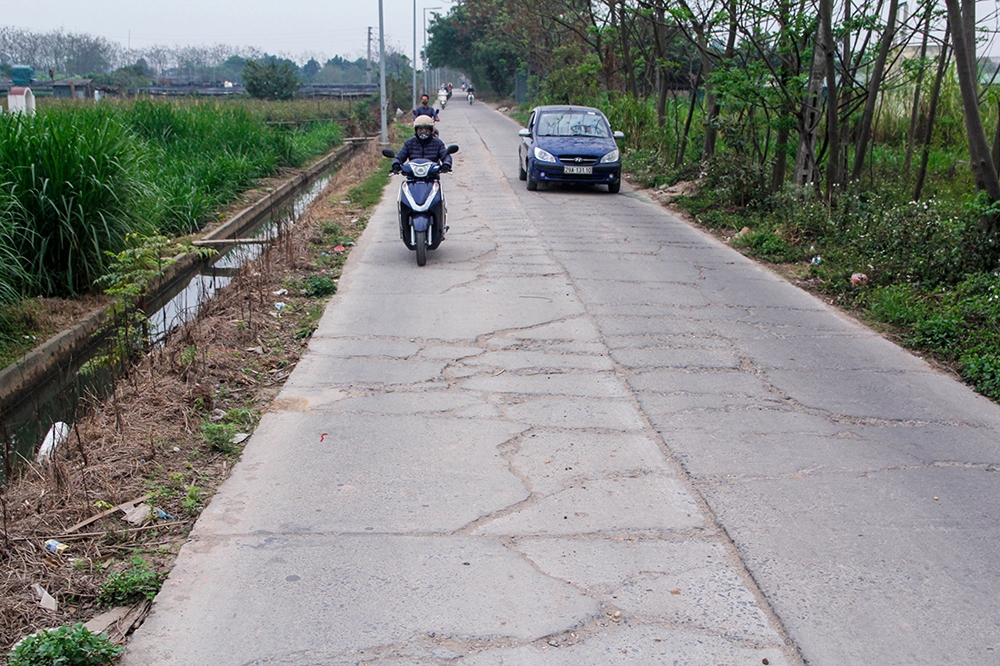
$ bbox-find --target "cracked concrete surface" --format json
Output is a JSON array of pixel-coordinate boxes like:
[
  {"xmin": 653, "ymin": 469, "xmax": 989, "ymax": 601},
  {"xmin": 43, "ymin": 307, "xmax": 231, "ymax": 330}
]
[{"xmin": 124, "ymin": 103, "xmax": 1000, "ymax": 666}]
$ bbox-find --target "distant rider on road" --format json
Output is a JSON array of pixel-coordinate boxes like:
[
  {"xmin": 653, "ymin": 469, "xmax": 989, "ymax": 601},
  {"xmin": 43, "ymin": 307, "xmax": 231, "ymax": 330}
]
[{"xmin": 413, "ymin": 94, "xmax": 440, "ymax": 122}]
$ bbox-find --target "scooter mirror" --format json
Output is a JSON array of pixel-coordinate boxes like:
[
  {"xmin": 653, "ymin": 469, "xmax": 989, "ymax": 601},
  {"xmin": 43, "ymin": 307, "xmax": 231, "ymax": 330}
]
[
  {"xmin": 446, "ymin": 144, "xmax": 460, "ymax": 155},
  {"xmin": 382, "ymin": 148, "xmax": 396, "ymax": 158}
]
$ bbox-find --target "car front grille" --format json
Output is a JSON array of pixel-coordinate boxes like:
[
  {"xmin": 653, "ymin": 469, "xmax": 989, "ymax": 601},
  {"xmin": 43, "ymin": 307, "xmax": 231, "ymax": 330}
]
[{"xmin": 557, "ymin": 155, "xmax": 599, "ymax": 166}]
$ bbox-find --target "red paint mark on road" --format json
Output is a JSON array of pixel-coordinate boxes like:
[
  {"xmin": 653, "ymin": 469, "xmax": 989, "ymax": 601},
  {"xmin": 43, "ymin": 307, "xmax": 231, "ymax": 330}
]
[{"xmin": 320, "ymin": 433, "xmax": 328, "ymax": 442}]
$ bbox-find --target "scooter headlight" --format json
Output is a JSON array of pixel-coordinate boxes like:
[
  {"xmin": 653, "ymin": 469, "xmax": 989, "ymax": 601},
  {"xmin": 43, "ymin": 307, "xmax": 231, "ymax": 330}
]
[{"xmin": 410, "ymin": 162, "xmax": 433, "ymax": 178}]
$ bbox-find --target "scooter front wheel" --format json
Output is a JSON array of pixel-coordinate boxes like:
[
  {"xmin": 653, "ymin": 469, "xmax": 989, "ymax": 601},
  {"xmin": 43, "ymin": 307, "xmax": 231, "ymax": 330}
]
[{"xmin": 415, "ymin": 229, "xmax": 427, "ymax": 266}]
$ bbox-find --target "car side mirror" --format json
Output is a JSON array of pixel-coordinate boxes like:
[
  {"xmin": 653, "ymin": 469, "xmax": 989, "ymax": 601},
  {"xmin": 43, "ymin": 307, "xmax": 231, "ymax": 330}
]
[
  {"xmin": 613, "ymin": 131, "xmax": 625, "ymax": 140},
  {"xmin": 381, "ymin": 148, "xmax": 395, "ymax": 158},
  {"xmin": 447, "ymin": 144, "xmax": 460, "ymax": 154},
  {"xmin": 518, "ymin": 128, "xmax": 530, "ymax": 137}
]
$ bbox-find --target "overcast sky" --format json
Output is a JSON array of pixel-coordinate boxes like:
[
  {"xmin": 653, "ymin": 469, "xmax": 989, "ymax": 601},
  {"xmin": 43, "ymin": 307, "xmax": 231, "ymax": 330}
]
[{"xmin": 3, "ymin": 0, "xmax": 456, "ymax": 63}]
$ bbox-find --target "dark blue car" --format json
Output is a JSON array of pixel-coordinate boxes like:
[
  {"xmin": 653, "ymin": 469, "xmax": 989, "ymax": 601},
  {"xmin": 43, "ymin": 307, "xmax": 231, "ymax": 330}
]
[{"xmin": 518, "ymin": 105, "xmax": 624, "ymax": 193}]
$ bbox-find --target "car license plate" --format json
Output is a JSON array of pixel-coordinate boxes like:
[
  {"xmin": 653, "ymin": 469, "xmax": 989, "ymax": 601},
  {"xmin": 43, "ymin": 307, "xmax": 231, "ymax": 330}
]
[{"xmin": 564, "ymin": 165, "xmax": 592, "ymax": 175}]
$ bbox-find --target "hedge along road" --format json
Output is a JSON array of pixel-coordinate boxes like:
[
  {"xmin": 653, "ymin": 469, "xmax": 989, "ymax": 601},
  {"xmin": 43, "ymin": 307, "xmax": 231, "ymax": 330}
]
[{"xmin": 122, "ymin": 103, "xmax": 1000, "ymax": 666}]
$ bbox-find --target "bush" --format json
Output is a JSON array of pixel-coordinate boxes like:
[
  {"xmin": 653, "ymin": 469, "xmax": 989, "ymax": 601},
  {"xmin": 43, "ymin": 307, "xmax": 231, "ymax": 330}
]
[
  {"xmin": 9, "ymin": 624, "xmax": 122, "ymax": 666},
  {"xmin": 962, "ymin": 352, "xmax": 1000, "ymax": 401},
  {"xmin": 731, "ymin": 229, "xmax": 800, "ymax": 263},
  {"xmin": 243, "ymin": 59, "xmax": 300, "ymax": 101},
  {"xmin": 301, "ymin": 274, "xmax": 337, "ymax": 297}
]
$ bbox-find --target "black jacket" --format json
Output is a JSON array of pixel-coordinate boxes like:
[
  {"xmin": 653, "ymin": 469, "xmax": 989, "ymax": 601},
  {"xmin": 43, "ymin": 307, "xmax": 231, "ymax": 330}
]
[
  {"xmin": 413, "ymin": 105, "xmax": 440, "ymax": 120},
  {"xmin": 393, "ymin": 135, "xmax": 452, "ymax": 169}
]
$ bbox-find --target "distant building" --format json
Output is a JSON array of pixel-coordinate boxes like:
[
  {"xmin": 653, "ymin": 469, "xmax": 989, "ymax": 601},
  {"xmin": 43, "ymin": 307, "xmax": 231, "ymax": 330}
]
[{"xmin": 52, "ymin": 78, "xmax": 94, "ymax": 100}]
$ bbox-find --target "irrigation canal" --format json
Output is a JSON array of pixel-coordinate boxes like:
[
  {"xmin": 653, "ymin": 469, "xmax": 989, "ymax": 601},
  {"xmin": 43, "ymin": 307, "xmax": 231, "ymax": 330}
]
[
  {"xmin": 121, "ymin": 102, "xmax": 1000, "ymax": 664},
  {"xmin": 0, "ymin": 141, "xmax": 362, "ymax": 477}
]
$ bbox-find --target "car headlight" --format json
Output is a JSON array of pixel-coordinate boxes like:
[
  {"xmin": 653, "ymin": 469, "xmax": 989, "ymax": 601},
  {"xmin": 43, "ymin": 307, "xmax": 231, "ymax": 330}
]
[
  {"xmin": 600, "ymin": 149, "xmax": 620, "ymax": 164},
  {"xmin": 533, "ymin": 146, "xmax": 557, "ymax": 163}
]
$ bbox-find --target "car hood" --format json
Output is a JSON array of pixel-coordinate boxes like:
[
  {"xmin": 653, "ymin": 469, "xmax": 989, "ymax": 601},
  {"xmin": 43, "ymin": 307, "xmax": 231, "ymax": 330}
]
[{"xmin": 535, "ymin": 135, "xmax": 617, "ymax": 157}]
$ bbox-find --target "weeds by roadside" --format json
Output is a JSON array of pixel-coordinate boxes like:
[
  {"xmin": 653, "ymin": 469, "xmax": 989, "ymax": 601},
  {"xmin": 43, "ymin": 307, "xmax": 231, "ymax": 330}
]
[{"xmin": 0, "ymin": 141, "xmax": 388, "ymax": 652}]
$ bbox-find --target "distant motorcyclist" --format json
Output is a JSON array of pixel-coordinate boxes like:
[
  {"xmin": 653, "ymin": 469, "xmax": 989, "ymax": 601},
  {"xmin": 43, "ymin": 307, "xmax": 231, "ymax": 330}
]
[
  {"xmin": 413, "ymin": 94, "xmax": 440, "ymax": 122},
  {"xmin": 392, "ymin": 116, "xmax": 453, "ymax": 174}
]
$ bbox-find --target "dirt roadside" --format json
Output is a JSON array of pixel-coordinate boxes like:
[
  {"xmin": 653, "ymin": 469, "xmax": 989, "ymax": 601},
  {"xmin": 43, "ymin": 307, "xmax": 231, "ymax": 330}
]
[{"xmin": 0, "ymin": 140, "xmax": 387, "ymax": 653}]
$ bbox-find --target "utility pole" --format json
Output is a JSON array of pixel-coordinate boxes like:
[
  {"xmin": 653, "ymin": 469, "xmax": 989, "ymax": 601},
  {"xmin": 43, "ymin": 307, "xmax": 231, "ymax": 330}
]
[
  {"xmin": 367, "ymin": 27, "xmax": 373, "ymax": 85},
  {"xmin": 412, "ymin": 0, "xmax": 418, "ymax": 110},
  {"xmin": 379, "ymin": 0, "xmax": 388, "ymax": 144},
  {"xmin": 423, "ymin": 7, "xmax": 441, "ymax": 99}
]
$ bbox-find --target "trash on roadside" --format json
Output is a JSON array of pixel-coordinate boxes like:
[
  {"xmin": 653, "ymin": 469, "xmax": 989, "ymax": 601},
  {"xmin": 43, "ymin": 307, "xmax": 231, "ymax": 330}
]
[
  {"xmin": 123, "ymin": 504, "xmax": 152, "ymax": 526},
  {"xmin": 155, "ymin": 508, "xmax": 178, "ymax": 520},
  {"xmin": 850, "ymin": 272, "xmax": 868, "ymax": 287},
  {"xmin": 811, "ymin": 255, "xmax": 823, "ymax": 265},
  {"xmin": 272, "ymin": 288, "xmax": 288, "ymax": 296},
  {"xmin": 32, "ymin": 584, "xmax": 57, "ymax": 611},
  {"xmin": 231, "ymin": 433, "xmax": 250, "ymax": 445},
  {"xmin": 274, "ymin": 302, "xmax": 286, "ymax": 312},
  {"xmin": 36, "ymin": 422, "xmax": 69, "ymax": 463},
  {"xmin": 209, "ymin": 408, "xmax": 226, "ymax": 423},
  {"xmin": 44, "ymin": 539, "xmax": 68, "ymax": 554},
  {"xmin": 333, "ymin": 245, "xmax": 346, "ymax": 254}
]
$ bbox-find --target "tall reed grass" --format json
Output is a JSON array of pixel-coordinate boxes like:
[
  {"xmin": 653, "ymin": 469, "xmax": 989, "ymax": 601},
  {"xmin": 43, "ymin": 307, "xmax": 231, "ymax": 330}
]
[
  {"xmin": 0, "ymin": 108, "xmax": 151, "ymax": 296},
  {"xmin": 0, "ymin": 99, "xmax": 343, "ymax": 304}
]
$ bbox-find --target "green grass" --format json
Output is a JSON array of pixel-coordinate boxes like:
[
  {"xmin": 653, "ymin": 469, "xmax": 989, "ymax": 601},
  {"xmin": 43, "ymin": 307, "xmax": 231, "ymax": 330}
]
[
  {"xmin": 97, "ymin": 556, "xmax": 165, "ymax": 606},
  {"xmin": 0, "ymin": 98, "xmax": 346, "ymax": 328},
  {"xmin": 9, "ymin": 623, "xmax": 122, "ymax": 666},
  {"xmin": 344, "ymin": 159, "xmax": 392, "ymax": 209},
  {"xmin": 0, "ymin": 107, "xmax": 151, "ymax": 296}
]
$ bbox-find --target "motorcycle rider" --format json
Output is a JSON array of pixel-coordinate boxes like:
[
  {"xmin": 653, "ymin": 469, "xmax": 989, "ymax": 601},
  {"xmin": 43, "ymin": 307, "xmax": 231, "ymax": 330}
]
[
  {"xmin": 412, "ymin": 94, "xmax": 440, "ymax": 122},
  {"xmin": 392, "ymin": 116, "xmax": 453, "ymax": 174}
]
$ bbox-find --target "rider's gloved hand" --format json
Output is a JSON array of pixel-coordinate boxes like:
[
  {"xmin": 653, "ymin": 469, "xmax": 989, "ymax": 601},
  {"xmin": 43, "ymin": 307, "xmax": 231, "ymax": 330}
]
[
  {"xmin": 391, "ymin": 163, "xmax": 402, "ymax": 174},
  {"xmin": 439, "ymin": 163, "xmax": 452, "ymax": 173}
]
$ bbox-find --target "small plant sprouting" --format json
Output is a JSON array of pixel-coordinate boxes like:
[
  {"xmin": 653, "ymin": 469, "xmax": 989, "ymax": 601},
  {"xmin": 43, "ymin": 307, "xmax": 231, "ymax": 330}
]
[
  {"xmin": 200, "ymin": 421, "xmax": 240, "ymax": 454},
  {"xmin": 181, "ymin": 485, "xmax": 203, "ymax": 516},
  {"xmin": 97, "ymin": 556, "xmax": 165, "ymax": 607}
]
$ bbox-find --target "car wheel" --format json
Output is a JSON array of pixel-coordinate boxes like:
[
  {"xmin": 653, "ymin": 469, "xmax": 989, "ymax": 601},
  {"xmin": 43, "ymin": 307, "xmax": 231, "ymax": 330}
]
[
  {"xmin": 608, "ymin": 181, "xmax": 621, "ymax": 194},
  {"xmin": 526, "ymin": 174, "xmax": 538, "ymax": 191},
  {"xmin": 518, "ymin": 159, "xmax": 527, "ymax": 181}
]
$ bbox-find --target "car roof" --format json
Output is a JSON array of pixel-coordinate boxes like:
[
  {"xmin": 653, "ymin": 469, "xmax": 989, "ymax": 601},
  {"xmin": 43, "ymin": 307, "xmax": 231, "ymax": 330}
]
[{"xmin": 531, "ymin": 105, "xmax": 606, "ymax": 116}]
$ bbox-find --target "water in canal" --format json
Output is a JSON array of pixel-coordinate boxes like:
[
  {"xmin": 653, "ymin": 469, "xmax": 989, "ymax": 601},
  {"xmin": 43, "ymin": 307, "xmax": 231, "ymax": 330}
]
[{"xmin": 0, "ymin": 172, "xmax": 334, "ymax": 479}]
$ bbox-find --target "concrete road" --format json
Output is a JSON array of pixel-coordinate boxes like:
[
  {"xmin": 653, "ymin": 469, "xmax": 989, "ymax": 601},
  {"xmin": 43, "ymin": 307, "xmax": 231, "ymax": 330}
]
[{"xmin": 123, "ymin": 102, "xmax": 1000, "ymax": 665}]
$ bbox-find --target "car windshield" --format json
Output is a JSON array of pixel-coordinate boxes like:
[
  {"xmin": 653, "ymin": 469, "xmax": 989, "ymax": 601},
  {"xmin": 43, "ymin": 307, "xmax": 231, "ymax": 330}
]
[{"xmin": 536, "ymin": 112, "xmax": 610, "ymax": 138}]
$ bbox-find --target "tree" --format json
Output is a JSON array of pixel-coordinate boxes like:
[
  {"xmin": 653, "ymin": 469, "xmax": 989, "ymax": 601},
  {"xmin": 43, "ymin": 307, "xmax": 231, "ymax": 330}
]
[
  {"xmin": 242, "ymin": 58, "xmax": 299, "ymax": 100},
  {"xmin": 301, "ymin": 58, "xmax": 321, "ymax": 82},
  {"xmin": 945, "ymin": 0, "xmax": 1000, "ymax": 215}
]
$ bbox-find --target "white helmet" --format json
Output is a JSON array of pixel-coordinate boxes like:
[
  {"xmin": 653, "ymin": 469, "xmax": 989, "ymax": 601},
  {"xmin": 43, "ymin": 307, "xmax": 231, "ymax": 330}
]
[{"xmin": 414, "ymin": 115, "xmax": 434, "ymax": 139}]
